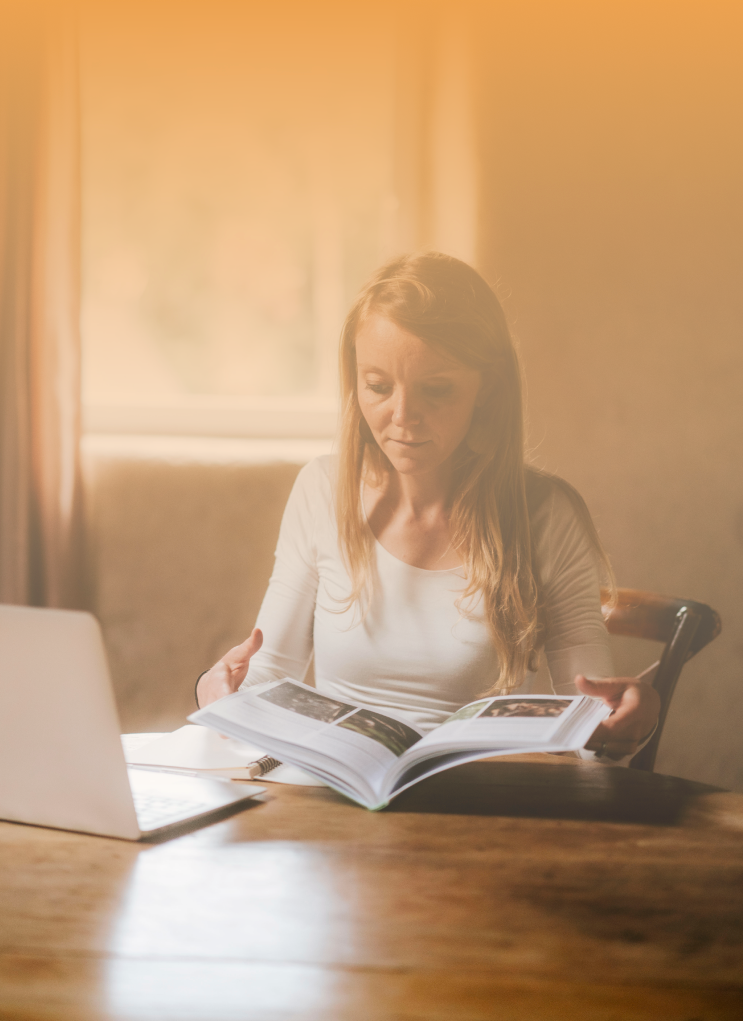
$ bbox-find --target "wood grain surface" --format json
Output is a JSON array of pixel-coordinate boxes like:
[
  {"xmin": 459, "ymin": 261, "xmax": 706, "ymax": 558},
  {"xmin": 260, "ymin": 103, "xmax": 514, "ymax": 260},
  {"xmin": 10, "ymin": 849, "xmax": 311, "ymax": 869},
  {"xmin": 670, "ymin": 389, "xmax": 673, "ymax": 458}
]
[{"xmin": 1, "ymin": 755, "xmax": 742, "ymax": 1020}]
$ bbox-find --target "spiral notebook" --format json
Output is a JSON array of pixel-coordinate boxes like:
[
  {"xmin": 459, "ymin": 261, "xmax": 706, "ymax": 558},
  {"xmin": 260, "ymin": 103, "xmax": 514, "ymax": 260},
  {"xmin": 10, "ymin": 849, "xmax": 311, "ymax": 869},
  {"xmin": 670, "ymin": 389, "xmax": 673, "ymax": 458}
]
[{"xmin": 123, "ymin": 724, "xmax": 325, "ymax": 786}]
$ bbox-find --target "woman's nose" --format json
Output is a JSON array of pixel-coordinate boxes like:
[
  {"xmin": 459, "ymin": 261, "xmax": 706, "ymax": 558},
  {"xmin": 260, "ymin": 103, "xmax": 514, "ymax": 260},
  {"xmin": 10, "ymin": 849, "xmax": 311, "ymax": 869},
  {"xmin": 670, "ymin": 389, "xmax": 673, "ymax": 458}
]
[{"xmin": 391, "ymin": 389, "xmax": 421, "ymax": 426}]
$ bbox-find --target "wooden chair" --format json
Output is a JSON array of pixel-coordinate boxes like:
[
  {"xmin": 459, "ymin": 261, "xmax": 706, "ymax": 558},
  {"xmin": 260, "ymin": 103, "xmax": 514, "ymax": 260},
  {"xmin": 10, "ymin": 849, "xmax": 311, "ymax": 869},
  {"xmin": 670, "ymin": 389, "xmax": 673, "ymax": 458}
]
[{"xmin": 600, "ymin": 589, "xmax": 721, "ymax": 772}]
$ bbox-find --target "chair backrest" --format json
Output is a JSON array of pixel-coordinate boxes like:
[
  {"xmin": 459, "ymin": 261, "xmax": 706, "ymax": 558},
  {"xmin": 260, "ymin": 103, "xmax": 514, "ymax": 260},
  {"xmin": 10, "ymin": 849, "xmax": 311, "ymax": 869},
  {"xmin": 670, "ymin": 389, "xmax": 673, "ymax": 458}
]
[{"xmin": 600, "ymin": 588, "xmax": 721, "ymax": 772}]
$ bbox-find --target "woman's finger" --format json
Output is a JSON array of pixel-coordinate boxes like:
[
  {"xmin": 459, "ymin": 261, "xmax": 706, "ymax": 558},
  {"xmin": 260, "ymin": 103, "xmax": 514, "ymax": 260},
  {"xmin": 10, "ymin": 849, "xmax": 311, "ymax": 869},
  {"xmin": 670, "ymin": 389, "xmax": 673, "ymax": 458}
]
[
  {"xmin": 601, "ymin": 741, "xmax": 640, "ymax": 761},
  {"xmin": 603, "ymin": 686, "xmax": 658, "ymax": 740},
  {"xmin": 585, "ymin": 742, "xmax": 640, "ymax": 760},
  {"xmin": 577, "ymin": 674, "xmax": 660, "ymax": 760},
  {"xmin": 197, "ymin": 628, "xmax": 264, "ymax": 707},
  {"xmin": 584, "ymin": 726, "xmax": 640, "ymax": 753},
  {"xmin": 222, "ymin": 628, "xmax": 264, "ymax": 681},
  {"xmin": 576, "ymin": 676, "xmax": 658, "ymax": 730},
  {"xmin": 574, "ymin": 675, "xmax": 632, "ymax": 708}
]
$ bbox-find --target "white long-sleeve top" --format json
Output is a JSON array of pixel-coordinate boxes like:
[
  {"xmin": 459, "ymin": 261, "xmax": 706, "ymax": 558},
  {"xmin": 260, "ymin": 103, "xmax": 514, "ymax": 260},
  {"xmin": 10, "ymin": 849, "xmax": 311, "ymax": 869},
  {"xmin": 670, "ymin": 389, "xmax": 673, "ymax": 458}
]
[{"xmin": 242, "ymin": 455, "xmax": 615, "ymax": 734}]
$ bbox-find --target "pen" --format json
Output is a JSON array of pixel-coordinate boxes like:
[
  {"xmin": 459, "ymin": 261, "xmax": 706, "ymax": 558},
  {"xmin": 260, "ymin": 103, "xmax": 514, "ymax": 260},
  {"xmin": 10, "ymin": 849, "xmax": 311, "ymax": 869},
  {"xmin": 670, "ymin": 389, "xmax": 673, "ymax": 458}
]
[
  {"xmin": 128, "ymin": 756, "xmax": 282, "ymax": 780},
  {"xmin": 128, "ymin": 765, "xmax": 204, "ymax": 778},
  {"xmin": 128, "ymin": 765, "xmax": 246, "ymax": 783}
]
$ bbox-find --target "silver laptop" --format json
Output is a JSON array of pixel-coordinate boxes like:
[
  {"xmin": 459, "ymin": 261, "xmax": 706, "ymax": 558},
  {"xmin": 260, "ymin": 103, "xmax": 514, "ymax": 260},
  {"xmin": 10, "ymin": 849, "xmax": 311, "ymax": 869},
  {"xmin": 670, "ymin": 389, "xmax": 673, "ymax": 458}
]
[{"xmin": 0, "ymin": 604, "xmax": 264, "ymax": 840}]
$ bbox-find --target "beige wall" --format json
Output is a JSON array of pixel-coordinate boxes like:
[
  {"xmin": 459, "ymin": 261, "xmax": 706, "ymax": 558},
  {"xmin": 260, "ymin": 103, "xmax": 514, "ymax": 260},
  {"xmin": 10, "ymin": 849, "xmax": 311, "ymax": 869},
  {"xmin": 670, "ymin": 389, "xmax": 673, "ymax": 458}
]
[{"xmin": 476, "ymin": 0, "xmax": 743, "ymax": 790}]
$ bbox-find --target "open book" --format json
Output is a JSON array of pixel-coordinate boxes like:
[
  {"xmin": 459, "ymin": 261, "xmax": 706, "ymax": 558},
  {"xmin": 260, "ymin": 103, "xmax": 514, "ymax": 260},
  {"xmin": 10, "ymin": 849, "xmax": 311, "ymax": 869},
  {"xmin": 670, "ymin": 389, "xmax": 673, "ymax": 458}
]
[{"xmin": 189, "ymin": 679, "xmax": 611, "ymax": 810}]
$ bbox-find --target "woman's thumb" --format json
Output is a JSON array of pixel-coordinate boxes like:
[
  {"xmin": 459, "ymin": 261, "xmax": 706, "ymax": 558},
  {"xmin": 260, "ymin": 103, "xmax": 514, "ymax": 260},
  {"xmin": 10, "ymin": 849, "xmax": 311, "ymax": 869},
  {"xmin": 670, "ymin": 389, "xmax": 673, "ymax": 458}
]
[
  {"xmin": 246, "ymin": 627, "xmax": 263, "ymax": 656},
  {"xmin": 574, "ymin": 674, "xmax": 627, "ymax": 704},
  {"xmin": 223, "ymin": 628, "xmax": 264, "ymax": 677}
]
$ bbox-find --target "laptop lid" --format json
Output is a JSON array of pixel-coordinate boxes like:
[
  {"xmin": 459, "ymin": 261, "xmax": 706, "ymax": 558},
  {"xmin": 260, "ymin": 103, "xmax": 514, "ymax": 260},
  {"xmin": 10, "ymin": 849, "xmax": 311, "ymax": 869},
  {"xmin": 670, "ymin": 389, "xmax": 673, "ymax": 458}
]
[{"xmin": 0, "ymin": 604, "xmax": 143, "ymax": 840}]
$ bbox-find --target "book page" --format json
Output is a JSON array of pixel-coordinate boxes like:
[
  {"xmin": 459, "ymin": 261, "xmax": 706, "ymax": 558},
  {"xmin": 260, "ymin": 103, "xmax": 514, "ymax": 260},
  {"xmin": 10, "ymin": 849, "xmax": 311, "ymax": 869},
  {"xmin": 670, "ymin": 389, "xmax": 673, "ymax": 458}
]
[
  {"xmin": 419, "ymin": 695, "xmax": 581, "ymax": 749},
  {"xmin": 383, "ymin": 694, "xmax": 611, "ymax": 798},
  {"xmin": 190, "ymin": 679, "xmax": 423, "ymax": 806}
]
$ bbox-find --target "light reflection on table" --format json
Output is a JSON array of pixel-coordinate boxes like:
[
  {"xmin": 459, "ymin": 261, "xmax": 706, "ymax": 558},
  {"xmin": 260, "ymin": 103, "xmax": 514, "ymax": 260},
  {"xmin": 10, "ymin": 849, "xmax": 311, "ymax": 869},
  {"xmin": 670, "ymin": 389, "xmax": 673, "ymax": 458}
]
[{"xmin": 1, "ymin": 759, "xmax": 742, "ymax": 1020}]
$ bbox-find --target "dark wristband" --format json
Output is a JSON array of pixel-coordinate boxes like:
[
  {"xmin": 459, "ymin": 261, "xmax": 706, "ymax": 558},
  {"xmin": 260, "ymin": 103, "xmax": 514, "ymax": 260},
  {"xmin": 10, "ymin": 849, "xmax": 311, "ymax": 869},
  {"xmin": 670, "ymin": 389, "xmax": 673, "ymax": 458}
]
[{"xmin": 194, "ymin": 669, "xmax": 209, "ymax": 709}]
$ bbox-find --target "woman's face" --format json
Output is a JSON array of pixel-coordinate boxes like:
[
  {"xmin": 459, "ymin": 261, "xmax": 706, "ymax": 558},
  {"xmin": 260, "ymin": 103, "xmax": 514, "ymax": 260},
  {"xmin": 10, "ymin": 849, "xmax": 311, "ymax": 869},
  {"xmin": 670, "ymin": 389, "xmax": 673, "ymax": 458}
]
[{"xmin": 355, "ymin": 314, "xmax": 483, "ymax": 477}]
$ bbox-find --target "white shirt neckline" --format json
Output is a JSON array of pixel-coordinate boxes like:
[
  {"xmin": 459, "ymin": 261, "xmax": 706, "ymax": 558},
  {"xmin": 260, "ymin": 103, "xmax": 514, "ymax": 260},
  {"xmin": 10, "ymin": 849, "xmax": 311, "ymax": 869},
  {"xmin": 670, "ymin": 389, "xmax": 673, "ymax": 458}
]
[{"xmin": 361, "ymin": 483, "xmax": 462, "ymax": 575}]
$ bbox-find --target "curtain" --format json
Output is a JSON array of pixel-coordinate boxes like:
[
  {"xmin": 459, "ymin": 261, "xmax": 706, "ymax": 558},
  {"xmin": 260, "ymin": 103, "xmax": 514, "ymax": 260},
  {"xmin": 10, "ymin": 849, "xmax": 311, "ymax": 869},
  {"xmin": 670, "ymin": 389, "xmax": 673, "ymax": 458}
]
[{"xmin": 0, "ymin": 0, "xmax": 85, "ymax": 608}]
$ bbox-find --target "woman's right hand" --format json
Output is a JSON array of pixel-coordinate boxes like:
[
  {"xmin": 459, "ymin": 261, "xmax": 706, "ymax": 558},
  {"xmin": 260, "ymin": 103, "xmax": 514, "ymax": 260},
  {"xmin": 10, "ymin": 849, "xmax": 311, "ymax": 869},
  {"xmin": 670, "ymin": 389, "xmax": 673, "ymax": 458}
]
[{"xmin": 195, "ymin": 628, "xmax": 263, "ymax": 708}]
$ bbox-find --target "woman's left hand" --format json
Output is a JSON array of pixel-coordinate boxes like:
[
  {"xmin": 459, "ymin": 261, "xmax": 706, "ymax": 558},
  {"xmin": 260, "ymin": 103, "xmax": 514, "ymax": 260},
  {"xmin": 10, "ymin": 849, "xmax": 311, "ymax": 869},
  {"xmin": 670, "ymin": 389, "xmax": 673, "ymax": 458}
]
[{"xmin": 575, "ymin": 674, "xmax": 661, "ymax": 761}]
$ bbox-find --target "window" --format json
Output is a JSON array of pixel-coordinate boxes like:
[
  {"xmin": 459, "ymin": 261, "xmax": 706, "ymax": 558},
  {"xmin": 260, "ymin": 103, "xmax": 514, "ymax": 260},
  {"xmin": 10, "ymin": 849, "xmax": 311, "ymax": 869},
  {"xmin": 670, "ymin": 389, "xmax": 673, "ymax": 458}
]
[{"xmin": 80, "ymin": 1, "xmax": 476, "ymax": 438}]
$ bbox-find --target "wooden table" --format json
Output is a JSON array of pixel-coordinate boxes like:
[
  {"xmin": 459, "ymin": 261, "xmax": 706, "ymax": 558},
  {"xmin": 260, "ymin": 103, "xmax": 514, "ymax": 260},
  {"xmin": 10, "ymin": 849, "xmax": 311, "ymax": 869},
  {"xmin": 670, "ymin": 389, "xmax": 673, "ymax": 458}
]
[{"xmin": 1, "ymin": 756, "xmax": 742, "ymax": 1020}]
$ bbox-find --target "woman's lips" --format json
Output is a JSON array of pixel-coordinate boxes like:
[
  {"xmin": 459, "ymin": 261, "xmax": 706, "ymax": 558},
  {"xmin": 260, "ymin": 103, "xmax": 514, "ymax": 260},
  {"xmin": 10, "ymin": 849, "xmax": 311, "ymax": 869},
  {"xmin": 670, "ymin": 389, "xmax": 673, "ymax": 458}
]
[{"xmin": 389, "ymin": 438, "xmax": 429, "ymax": 448}]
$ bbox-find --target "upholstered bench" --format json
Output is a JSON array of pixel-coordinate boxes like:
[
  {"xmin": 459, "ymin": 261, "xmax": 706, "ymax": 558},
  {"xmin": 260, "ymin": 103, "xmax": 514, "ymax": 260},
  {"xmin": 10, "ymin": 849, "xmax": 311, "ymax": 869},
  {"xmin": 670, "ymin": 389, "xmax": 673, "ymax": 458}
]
[{"xmin": 82, "ymin": 436, "xmax": 329, "ymax": 731}]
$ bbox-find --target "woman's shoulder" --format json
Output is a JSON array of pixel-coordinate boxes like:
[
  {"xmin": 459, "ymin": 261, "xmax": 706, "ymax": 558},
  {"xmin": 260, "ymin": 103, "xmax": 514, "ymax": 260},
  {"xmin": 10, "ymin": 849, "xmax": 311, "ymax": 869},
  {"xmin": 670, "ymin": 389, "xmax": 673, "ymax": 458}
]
[
  {"xmin": 295, "ymin": 453, "xmax": 335, "ymax": 483},
  {"xmin": 290, "ymin": 454, "xmax": 336, "ymax": 507},
  {"xmin": 524, "ymin": 466, "xmax": 606, "ymax": 581},
  {"xmin": 524, "ymin": 466, "xmax": 586, "ymax": 523},
  {"xmin": 524, "ymin": 466, "xmax": 599, "ymax": 555},
  {"xmin": 278, "ymin": 455, "xmax": 337, "ymax": 547}
]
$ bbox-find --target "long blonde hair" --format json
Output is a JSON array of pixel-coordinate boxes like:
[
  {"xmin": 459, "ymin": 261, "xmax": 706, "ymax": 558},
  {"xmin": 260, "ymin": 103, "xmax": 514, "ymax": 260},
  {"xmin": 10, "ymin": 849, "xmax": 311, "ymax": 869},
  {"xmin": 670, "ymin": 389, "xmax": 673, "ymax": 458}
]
[{"xmin": 336, "ymin": 252, "xmax": 613, "ymax": 694}]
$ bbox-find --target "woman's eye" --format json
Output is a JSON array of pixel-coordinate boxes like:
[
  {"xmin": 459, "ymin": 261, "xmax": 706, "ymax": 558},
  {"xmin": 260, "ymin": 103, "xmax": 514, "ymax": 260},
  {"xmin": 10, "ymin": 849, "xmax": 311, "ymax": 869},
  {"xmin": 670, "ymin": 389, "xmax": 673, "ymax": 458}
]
[
  {"xmin": 365, "ymin": 383, "xmax": 391, "ymax": 395},
  {"xmin": 424, "ymin": 385, "xmax": 452, "ymax": 399}
]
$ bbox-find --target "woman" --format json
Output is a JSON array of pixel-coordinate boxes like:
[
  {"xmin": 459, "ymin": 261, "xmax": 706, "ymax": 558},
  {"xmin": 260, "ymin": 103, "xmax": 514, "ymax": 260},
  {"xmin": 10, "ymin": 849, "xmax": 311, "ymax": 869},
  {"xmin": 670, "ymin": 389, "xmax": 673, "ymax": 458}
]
[{"xmin": 197, "ymin": 252, "xmax": 659, "ymax": 762}]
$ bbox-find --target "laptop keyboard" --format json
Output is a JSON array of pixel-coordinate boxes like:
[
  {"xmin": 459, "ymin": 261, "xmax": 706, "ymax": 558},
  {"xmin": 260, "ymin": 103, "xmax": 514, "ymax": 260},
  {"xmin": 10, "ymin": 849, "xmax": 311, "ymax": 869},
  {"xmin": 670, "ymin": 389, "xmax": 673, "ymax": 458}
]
[{"xmin": 132, "ymin": 791, "xmax": 211, "ymax": 830}]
